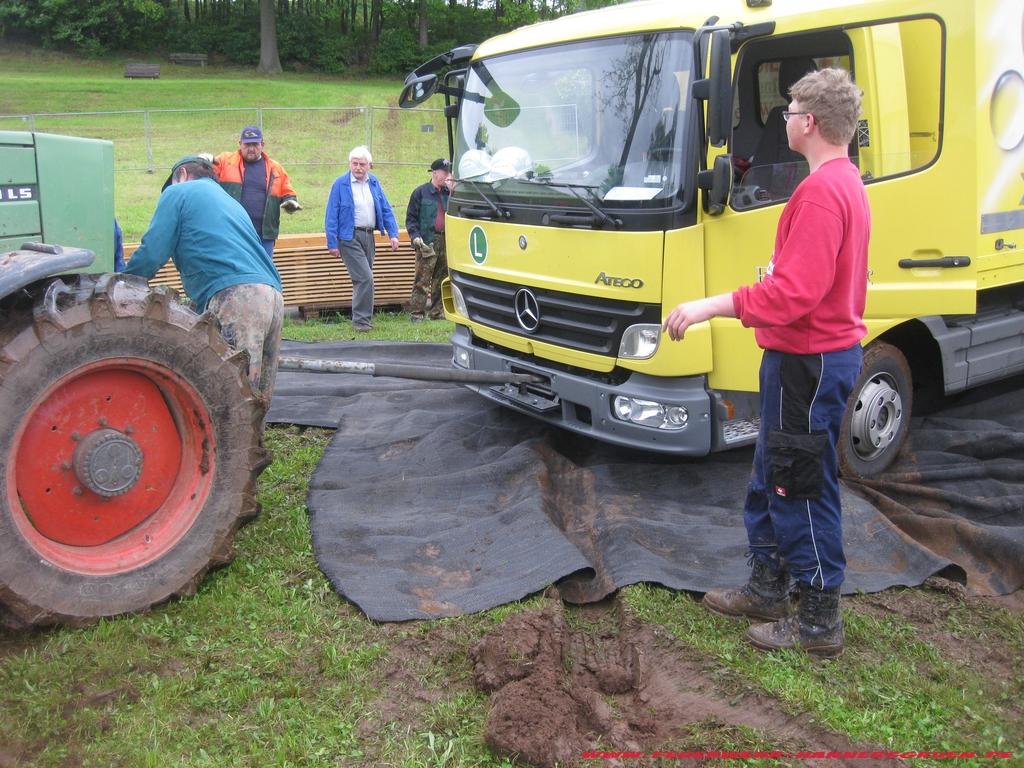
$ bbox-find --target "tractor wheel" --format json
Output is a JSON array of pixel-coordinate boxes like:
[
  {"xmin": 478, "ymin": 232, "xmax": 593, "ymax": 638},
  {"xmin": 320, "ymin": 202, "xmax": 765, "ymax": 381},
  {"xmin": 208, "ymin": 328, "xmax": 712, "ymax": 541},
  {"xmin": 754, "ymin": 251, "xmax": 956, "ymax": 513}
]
[
  {"xmin": 839, "ymin": 340, "xmax": 912, "ymax": 479},
  {"xmin": 0, "ymin": 274, "xmax": 269, "ymax": 628}
]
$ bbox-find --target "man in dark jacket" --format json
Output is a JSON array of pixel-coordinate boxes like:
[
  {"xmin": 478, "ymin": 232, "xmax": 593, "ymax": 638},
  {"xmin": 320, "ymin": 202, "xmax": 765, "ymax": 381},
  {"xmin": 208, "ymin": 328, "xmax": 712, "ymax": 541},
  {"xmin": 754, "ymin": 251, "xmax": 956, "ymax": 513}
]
[{"xmin": 405, "ymin": 158, "xmax": 452, "ymax": 322}]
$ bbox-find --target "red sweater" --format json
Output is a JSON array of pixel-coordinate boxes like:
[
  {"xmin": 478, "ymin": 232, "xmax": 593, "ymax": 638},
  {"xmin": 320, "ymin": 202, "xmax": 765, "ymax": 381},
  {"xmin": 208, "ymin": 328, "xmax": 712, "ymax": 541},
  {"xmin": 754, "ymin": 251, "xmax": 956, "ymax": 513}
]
[{"xmin": 732, "ymin": 158, "xmax": 870, "ymax": 354}]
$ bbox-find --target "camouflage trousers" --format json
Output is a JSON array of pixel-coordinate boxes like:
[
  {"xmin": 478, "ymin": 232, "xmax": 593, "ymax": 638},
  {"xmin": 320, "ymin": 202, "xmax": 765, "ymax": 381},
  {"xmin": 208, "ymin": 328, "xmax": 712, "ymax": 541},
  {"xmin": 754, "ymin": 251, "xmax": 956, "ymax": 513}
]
[
  {"xmin": 206, "ymin": 283, "xmax": 285, "ymax": 404},
  {"xmin": 409, "ymin": 233, "xmax": 447, "ymax": 320}
]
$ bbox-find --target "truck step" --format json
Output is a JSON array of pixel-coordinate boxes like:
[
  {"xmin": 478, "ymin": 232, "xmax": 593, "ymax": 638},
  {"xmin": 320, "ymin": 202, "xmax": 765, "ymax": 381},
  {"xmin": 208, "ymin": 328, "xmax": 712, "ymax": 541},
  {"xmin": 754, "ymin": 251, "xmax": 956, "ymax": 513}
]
[{"xmin": 722, "ymin": 417, "xmax": 760, "ymax": 445}]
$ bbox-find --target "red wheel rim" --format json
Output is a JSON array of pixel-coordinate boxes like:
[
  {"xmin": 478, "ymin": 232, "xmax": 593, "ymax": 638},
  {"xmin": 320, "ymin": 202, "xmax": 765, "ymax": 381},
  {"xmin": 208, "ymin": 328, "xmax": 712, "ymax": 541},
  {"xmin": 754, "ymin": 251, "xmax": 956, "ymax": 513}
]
[{"xmin": 9, "ymin": 358, "xmax": 215, "ymax": 575}]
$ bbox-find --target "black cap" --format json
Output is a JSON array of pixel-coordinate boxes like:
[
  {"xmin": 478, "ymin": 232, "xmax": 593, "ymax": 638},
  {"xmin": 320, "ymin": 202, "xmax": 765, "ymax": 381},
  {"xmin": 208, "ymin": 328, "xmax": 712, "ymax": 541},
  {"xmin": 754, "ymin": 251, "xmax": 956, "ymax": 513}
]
[
  {"xmin": 429, "ymin": 158, "xmax": 451, "ymax": 172},
  {"xmin": 162, "ymin": 155, "xmax": 215, "ymax": 191}
]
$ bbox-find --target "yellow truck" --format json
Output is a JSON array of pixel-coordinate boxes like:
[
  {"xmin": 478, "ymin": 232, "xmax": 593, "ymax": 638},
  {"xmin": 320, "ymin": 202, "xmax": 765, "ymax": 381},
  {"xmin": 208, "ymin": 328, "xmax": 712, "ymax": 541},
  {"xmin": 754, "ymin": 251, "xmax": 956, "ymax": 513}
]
[{"xmin": 400, "ymin": 0, "xmax": 1024, "ymax": 477}]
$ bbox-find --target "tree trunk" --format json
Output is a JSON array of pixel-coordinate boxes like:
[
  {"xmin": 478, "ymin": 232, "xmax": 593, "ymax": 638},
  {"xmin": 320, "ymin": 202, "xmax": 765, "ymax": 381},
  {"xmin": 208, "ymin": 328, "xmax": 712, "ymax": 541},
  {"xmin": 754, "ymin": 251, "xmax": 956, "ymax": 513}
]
[
  {"xmin": 258, "ymin": 0, "xmax": 284, "ymax": 74},
  {"xmin": 417, "ymin": 0, "xmax": 428, "ymax": 48},
  {"xmin": 370, "ymin": 0, "xmax": 382, "ymax": 45}
]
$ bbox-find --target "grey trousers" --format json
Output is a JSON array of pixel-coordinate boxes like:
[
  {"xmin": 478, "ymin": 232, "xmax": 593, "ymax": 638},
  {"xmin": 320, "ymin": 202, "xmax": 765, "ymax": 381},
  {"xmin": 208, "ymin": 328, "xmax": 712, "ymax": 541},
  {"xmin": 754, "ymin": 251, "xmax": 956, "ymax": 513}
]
[{"xmin": 339, "ymin": 230, "xmax": 376, "ymax": 327}]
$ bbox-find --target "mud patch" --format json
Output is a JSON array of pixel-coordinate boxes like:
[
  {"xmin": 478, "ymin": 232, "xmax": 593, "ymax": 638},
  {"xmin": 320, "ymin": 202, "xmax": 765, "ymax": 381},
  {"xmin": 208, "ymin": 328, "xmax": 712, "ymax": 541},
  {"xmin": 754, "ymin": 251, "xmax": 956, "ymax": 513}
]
[{"xmin": 471, "ymin": 598, "xmax": 893, "ymax": 768}]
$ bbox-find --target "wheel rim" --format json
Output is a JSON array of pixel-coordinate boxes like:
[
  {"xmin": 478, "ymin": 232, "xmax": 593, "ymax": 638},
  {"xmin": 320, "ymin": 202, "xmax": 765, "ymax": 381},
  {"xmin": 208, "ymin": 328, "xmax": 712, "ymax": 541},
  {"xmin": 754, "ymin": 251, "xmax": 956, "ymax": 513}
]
[
  {"xmin": 9, "ymin": 359, "xmax": 215, "ymax": 575},
  {"xmin": 848, "ymin": 372, "xmax": 904, "ymax": 462}
]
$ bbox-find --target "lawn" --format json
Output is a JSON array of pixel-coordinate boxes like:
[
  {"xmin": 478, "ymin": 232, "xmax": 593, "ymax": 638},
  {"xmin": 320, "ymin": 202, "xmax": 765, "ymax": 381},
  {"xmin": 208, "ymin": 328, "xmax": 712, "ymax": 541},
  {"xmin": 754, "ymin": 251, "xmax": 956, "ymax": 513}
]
[
  {"xmin": 0, "ymin": 46, "xmax": 448, "ymax": 239},
  {"xmin": 1, "ymin": 48, "xmax": 1022, "ymax": 768}
]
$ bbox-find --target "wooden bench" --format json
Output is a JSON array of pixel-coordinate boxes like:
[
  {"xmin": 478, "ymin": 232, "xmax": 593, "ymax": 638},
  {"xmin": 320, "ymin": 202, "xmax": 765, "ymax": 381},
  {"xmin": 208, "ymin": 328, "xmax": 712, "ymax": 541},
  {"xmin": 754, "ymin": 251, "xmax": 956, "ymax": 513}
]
[
  {"xmin": 169, "ymin": 52, "xmax": 208, "ymax": 67},
  {"xmin": 124, "ymin": 62, "xmax": 160, "ymax": 79},
  {"xmin": 124, "ymin": 232, "xmax": 418, "ymax": 317}
]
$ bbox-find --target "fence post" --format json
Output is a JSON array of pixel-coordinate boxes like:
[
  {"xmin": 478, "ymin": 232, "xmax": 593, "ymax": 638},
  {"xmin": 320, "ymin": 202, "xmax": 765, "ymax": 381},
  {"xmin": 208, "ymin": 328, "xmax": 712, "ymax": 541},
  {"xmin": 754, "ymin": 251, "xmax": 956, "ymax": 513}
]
[
  {"xmin": 365, "ymin": 107, "xmax": 372, "ymax": 155},
  {"xmin": 144, "ymin": 111, "xmax": 154, "ymax": 174}
]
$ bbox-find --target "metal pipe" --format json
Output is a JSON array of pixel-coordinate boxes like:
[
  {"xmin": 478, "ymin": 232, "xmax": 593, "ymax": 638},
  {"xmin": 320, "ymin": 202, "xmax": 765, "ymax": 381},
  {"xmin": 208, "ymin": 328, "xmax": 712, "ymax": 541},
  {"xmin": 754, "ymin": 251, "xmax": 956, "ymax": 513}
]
[{"xmin": 278, "ymin": 356, "xmax": 545, "ymax": 385}]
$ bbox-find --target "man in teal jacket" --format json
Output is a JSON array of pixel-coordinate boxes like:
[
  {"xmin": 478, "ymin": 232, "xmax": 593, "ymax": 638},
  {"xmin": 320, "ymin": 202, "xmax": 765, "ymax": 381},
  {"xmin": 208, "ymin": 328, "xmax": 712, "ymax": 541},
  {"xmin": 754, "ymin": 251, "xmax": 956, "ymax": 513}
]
[{"xmin": 124, "ymin": 155, "xmax": 284, "ymax": 401}]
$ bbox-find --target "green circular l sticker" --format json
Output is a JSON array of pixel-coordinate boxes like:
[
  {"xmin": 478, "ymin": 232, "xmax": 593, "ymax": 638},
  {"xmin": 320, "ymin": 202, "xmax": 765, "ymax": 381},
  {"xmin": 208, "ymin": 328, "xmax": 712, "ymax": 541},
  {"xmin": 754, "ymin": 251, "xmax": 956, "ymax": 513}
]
[{"xmin": 469, "ymin": 225, "xmax": 488, "ymax": 264}]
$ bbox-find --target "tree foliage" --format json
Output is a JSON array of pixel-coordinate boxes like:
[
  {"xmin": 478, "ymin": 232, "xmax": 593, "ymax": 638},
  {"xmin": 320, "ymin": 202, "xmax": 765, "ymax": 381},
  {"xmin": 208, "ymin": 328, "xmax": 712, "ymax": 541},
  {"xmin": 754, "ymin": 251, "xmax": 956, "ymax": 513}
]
[{"xmin": 0, "ymin": 0, "xmax": 626, "ymax": 74}]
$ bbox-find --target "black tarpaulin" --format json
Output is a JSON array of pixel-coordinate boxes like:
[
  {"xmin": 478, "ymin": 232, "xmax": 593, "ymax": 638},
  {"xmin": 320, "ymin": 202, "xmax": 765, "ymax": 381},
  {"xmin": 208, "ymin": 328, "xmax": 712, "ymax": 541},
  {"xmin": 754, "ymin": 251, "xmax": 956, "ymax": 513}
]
[{"xmin": 267, "ymin": 341, "xmax": 1023, "ymax": 621}]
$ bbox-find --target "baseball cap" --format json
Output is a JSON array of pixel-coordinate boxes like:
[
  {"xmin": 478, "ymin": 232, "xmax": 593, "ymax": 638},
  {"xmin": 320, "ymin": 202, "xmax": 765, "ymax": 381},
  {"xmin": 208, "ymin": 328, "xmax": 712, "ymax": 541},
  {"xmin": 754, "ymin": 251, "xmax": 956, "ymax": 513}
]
[
  {"xmin": 429, "ymin": 158, "xmax": 451, "ymax": 172},
  {"xmin": 240, "ymin": 125, "xmax": 263, "ymax": 143},
  {"xmin": 162, "ymin": 154, "xmax": 215, "ymax": 191}
]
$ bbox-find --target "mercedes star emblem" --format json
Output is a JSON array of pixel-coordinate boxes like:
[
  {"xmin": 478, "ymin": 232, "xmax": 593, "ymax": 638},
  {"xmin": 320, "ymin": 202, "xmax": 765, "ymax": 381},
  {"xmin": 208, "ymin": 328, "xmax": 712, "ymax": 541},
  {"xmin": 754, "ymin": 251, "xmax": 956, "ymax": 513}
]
[{"xmin": 514, "ymin": 288, "xmax": 541, "ymax": 333}]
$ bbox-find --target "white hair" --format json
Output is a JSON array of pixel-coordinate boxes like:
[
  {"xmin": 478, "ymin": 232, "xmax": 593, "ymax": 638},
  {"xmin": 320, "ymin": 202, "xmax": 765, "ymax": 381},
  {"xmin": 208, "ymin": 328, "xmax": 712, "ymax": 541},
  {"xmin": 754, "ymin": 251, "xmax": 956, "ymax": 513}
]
[{"xmin": 349, "ymin": 145, "xmax": 372, "ymax": 163}]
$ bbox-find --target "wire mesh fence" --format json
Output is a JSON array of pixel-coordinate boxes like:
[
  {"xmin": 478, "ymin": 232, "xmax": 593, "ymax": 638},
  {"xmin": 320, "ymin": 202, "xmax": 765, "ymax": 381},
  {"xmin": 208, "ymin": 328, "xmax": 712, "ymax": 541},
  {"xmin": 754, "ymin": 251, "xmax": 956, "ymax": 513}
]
[{"xmin": 0, "ymin": 106, "xmax": 450, "ymax": 238}]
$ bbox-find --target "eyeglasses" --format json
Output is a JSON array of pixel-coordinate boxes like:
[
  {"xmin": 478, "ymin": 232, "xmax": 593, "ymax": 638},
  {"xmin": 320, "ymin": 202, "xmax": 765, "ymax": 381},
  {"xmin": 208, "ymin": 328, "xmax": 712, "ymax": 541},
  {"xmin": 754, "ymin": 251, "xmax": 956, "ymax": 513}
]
[{"xmin": 782, "ymin": 111, "xmax": 811, "ymax": 122}]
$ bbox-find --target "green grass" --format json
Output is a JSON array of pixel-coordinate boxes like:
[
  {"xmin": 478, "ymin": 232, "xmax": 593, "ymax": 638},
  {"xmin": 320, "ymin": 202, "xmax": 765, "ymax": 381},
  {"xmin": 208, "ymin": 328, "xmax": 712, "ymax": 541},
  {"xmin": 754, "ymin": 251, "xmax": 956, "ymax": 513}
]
[
  {"xmin": 283, "ymin": 311, "xmax": 455, "ymax": 344},
  {"xmin": 0, "ymin": 46, "xmax": 448, "ymax": 239},
  {"xmin": 624, "ymin": 585, "xmax": 1024, "ymax": 766}
]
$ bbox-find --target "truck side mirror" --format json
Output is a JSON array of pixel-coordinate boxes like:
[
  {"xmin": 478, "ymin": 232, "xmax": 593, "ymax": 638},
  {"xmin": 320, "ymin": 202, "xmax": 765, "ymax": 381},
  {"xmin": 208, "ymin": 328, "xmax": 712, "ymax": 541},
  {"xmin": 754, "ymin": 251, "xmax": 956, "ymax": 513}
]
[
  {"xmin": 697, "ymin": 154, "xmax": 733, "ymax": 215},
  {"xmin": 399, "ymin": 74, "xmax": 439, "ymax": 108},
  {"xmin": 706, "ymin": 29, "xmax": 732, "ymax": 147}
]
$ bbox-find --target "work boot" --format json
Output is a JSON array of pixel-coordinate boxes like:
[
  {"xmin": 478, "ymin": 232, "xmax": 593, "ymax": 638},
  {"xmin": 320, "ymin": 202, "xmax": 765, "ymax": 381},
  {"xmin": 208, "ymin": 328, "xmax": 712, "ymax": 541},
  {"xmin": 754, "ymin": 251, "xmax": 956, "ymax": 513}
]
[
  {"xmin": 745, "ymin": 582, "xmax": 844, "ymax": 658},
  {"xmin": 703, "ymin": 557, "xmax": 791, "ymax": 621}
]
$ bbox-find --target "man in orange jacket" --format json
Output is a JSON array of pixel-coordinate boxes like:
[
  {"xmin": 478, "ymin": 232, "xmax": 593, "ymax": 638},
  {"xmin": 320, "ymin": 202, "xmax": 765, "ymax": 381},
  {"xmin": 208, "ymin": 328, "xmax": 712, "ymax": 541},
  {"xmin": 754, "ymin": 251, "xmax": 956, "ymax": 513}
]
[{"xmin": 214, "ymin": 126, "xmax": 301, "ymax": 258}]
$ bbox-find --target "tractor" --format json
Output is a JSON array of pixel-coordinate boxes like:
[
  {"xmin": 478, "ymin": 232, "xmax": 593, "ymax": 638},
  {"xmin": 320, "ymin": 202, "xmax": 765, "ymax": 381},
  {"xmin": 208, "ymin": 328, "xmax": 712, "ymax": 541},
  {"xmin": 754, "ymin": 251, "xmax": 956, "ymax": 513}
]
[{"xmin": 0, "ymin": 130, "xmax": 267, "ymax": 629}]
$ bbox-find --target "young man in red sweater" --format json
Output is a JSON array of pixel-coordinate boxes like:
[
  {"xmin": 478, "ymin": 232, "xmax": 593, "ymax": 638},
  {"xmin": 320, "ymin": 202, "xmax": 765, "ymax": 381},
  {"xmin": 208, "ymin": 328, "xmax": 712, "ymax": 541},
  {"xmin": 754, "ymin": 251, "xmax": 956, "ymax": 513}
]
[{"xmin": 663, "ymin": 68, "xmax": 870, "ymax": 657}]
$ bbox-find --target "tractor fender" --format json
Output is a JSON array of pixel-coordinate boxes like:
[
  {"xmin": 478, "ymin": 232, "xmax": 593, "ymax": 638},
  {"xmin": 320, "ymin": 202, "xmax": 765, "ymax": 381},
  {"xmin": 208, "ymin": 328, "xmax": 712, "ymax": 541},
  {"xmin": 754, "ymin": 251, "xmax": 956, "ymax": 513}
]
[{"xmin": 0, "ymin": 243, "xmax": 95, "ymax": 302}]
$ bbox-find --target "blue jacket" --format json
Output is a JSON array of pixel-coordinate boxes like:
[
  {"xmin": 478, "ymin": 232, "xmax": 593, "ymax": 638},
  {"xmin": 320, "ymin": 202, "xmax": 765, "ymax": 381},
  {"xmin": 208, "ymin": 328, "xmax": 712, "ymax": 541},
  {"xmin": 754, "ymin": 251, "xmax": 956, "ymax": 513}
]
[
  {"xmin": 324, "ymin": 171, "xmax": 399, "ymax": 249},
  {"xmin": 124, "ymin": 177, "xmax": 282, "ymax": 313}
]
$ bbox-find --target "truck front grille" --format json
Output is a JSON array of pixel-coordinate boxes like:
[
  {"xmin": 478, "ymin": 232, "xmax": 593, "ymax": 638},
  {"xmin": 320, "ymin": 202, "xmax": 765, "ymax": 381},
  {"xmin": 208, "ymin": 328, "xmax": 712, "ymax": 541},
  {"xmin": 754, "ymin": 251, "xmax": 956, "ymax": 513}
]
[{"xmin": 451, "ymin": 270, "xmax": 661, "ymax": 357}]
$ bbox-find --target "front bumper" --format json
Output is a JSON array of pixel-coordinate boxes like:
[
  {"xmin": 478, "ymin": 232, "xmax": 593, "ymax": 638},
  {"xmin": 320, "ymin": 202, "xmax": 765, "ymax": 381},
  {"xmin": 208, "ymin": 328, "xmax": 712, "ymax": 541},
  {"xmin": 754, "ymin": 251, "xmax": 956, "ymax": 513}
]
[{"xmin": 451, "ymin": 325, "xmax": 714, "ymax": 455}]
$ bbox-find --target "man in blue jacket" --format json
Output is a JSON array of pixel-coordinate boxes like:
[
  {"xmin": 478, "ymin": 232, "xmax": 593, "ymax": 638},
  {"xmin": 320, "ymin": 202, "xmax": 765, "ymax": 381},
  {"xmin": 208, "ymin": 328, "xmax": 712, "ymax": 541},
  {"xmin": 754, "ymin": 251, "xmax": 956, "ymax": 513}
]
[
  {"xmin": 325, "ymin": 145, "xmax": 400, "ymax": 332},
  {"xmin": 124, "ymin": 155, "xmax": 284, "ymax": 402}
]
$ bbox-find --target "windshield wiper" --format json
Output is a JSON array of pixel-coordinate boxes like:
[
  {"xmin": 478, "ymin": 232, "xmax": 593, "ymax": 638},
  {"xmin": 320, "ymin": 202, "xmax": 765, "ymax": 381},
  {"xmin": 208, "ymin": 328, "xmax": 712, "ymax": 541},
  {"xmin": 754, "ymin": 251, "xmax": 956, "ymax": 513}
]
[
  {"xmin": 458, "ymin": 178, "xmax": 512, "ymax": 220},
  {"xmin": 529, "ymin": 180, "xmax": 622, "ymax": 229}
]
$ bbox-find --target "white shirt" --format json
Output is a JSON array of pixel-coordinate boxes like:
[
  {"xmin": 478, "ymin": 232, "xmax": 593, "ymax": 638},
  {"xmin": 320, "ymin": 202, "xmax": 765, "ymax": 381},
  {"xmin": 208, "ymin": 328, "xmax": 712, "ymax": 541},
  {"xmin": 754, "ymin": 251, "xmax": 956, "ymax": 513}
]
[{"xmin": 351, "ymin": 176, "xmax": 376, "ymax": 229}]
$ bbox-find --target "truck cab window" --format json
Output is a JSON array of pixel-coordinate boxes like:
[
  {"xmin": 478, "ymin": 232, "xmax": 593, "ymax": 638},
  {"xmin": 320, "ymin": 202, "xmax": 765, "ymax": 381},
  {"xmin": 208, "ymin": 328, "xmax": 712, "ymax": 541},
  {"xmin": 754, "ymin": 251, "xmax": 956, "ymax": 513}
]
[
  {"xmin": 730, "ymin": 17, "xmax": 943, "ymax": 211},
  {"xmin": 453, "ymin": 31, "xmax": 693, "ymax": 224}
]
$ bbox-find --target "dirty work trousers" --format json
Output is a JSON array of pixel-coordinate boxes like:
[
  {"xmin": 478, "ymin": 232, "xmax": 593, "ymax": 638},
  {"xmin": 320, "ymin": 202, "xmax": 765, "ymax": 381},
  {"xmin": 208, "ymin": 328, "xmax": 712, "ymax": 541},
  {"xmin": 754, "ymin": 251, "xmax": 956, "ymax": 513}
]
[
  {"xmin": 338, "ymin": 229, "xmax": 376, "ymax": 328},
  {"xmin": 206, "ymin": 282, "xmax": 285, "ymax": 404},
  {"xmin": 409, "ymin": 232, "xmax": 447, "ymax": 319},
  {"xmin": 744, "ymin": 344, "xmax": 862, "ymax": 590}
]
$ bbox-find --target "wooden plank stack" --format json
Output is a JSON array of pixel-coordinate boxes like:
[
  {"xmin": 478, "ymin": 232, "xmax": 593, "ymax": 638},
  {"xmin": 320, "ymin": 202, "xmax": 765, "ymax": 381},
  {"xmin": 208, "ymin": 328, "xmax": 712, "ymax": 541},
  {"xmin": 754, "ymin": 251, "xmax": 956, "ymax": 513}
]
[{"xmin": 124, "ymin": 231, "xmax": 417, "ymax": 318}]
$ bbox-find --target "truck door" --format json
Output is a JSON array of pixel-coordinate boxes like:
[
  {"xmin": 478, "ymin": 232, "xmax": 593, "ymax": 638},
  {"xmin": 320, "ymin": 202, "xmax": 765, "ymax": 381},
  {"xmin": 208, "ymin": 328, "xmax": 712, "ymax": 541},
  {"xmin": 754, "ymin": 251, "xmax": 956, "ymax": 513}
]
[{"xmin": 702, "ymin": 12, "xmax": 976, "ymax": 393}]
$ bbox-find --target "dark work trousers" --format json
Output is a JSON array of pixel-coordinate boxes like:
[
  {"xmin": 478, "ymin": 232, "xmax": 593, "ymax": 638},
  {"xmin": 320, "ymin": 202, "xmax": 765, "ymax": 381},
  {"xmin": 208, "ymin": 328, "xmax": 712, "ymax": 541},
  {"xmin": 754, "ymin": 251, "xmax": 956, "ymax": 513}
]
[{"xmin": 744, "ymin": 344, "xmax": 862, "ymax": 590}]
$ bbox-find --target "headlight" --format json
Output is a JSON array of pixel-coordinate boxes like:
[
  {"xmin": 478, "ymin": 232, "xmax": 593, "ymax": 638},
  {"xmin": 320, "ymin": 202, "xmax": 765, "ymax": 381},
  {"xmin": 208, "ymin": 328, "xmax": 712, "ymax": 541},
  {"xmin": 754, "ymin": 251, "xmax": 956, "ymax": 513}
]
[
  {"xmin": 612, "ymin": 396, "xmax": 688, "ymax": 430},
  {"xmin": 452, "ymin": 283, "xmax": 468, "ymax": 317},
  {"xmin": 618, "ymin": 324, "xmax": 661, "ymax": 359}
]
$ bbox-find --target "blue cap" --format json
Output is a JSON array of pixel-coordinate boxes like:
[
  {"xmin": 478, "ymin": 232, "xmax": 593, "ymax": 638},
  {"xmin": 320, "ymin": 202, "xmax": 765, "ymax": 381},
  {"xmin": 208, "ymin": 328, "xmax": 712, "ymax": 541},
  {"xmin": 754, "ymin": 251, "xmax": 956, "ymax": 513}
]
[{"xmin": 240, "ymin": 125, "xmax": 263, "ymax": 143}]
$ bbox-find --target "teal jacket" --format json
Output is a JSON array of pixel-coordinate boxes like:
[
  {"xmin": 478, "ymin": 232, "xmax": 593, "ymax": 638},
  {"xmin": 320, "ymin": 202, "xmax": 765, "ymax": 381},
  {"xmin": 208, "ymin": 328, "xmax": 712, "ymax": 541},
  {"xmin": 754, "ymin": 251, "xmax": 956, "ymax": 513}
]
[{"xmin": 125, "ymin": 177, "xmax": 282, "ymax": 312}]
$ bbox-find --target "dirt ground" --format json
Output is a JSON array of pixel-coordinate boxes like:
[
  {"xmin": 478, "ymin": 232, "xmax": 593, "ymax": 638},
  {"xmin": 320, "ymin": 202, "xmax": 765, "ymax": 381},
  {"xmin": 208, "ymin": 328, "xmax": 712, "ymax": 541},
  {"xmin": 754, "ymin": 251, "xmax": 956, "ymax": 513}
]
[{"xmin": 460, "ymin": 580, "xmax": 1023, "ymax": 768}]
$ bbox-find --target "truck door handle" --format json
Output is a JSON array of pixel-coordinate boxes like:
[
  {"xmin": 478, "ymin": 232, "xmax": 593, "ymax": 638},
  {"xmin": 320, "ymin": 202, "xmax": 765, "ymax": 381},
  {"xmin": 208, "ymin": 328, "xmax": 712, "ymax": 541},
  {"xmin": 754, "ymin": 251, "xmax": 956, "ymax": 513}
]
[{"xmin": 898, "ymin": 256, "xmax": 971, "ymax": 269}]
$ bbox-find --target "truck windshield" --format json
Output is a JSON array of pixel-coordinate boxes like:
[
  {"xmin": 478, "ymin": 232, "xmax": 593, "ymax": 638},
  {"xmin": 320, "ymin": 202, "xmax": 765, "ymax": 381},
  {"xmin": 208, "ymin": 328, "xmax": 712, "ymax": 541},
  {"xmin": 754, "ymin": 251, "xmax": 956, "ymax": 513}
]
[{"xmin": 454, "ymin": 31, "xmax": 693, "ymax": 210}]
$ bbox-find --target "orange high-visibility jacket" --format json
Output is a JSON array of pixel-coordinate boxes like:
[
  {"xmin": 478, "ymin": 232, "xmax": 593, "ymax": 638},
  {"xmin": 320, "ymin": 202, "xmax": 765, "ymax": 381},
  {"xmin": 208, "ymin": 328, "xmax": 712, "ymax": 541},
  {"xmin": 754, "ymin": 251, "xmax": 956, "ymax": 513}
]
[{"xmin": 214, "ymin": 150, "xmax": 297, "ymax": 241}]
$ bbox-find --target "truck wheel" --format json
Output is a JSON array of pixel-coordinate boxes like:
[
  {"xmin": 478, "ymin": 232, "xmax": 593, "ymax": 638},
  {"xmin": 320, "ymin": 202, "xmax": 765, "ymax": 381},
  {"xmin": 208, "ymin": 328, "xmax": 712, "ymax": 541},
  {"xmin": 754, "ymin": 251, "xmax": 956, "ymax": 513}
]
[
  {"xmin": 0, "ymin": 274, "xmax": 269, "ymax": 628},
  {"xmin": 839, "ymin": 341, "xmax": 912, "ymax": 479}
]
